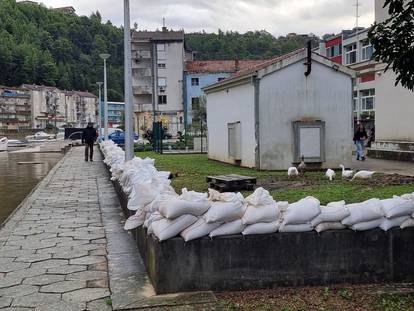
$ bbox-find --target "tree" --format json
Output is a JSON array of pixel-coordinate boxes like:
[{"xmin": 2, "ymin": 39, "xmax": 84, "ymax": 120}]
[{"xmin": 368, "ymin": 0, "xmax": 414, "ymax": 90}]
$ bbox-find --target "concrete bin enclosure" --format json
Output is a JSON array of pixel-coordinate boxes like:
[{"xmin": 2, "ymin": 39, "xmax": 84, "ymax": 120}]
[{"xmin": 106, "ymin": 170, "xmax": 414, "ymax": 295}]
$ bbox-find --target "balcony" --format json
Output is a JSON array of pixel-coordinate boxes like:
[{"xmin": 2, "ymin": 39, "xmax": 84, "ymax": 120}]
[{"xmin": 133, "ymin": 86, "xmax": 152, "ymax": 95}]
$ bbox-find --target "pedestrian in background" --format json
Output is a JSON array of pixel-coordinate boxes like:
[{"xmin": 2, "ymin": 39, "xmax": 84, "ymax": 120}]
[
  {"xmin": 353, "ymin": 123, "xmax": 368, "ymax": 161},
  {"xmin": 82, "ymin": 122, "xmax": 98, "ymax": 162}
]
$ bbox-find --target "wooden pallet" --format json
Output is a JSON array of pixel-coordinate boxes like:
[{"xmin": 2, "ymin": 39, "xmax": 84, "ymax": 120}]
[{"xmin": 206, "ymin": 174, "xmax": 257, "ymax": 192}]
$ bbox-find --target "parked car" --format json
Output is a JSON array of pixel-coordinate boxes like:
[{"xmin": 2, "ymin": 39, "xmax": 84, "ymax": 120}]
[{"xmin": 107, "ymin": 130, "xmax": 139, "ymax": 145}]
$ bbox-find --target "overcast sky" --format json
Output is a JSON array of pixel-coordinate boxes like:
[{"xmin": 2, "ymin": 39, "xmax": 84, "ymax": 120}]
[{"xmin": 36, "ymin": 0, "xmax": 375, "ymax": 37}]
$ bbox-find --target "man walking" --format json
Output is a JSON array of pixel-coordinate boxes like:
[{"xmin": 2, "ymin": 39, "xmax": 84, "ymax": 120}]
[{"xmin": 82, "ymin": 122, "xmax": 98, "ymax": 162}]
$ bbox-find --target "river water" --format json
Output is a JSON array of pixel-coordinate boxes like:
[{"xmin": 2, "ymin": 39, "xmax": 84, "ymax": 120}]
[{"xmin": 0, "ymin": 150, "xmax": 63, "ymax": 224}]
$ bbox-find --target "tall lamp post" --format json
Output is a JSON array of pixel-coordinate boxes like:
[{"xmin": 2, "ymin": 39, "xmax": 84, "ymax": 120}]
[
  {"xmin": 124, "ymin": 0, "xmax": 134, "ymax": 160},
  {"xmin": 99, "ymin": 53, "xmax": 111, "ymax": 140},
  {"xmin": 96, "ymin": 82, "xmax": 103, "ymax": 136}
]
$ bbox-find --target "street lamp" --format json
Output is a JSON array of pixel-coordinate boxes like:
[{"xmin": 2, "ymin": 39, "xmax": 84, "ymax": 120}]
[
  {"xmin": 96, "ymin": 82, "xmax": 103, "ymax": 136},
  {"xmin": 124, "ymin": 0, "xmax": 134, "ymax": 160},
  {"xmin": 99, "ymin": 53, "xmax": 111, "ymax": 140}
]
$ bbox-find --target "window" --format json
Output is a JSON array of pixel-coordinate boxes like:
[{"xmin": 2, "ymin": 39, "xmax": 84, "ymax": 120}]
[
  {"xmin": 191, "ymin": 97, "xmax": 200, "ymax": 110},
  {"xmin": 326, "ymin": 44, "xmax": 342, "ymax": 58},
  {"xmin": 345, "ymin": 43, "xmax": 357, "ymax": 64},
  {"xmin": 353, "ymin": 91, "xmax": 358, "ymax": 112},
  {"xmin": 218, "ymin": 77, "xmax": 226, "ymax": 82},
  {"xmin": 360, "ymin": 89, "xmax": 375, "ymax": 111},
  {"xmin": 157, "ymin": 63, "xmax": 166, "ymax": 69},
  {"xmin": 157, "ymin": 44, "xmax": 165, "ymax": 51},
  {"xmin": 361, "ymin": 39, "xmax": 373, "ymax": 61},
  {"xmin": 158, "ymin": 95, "xmax": 167, "ymax": 105},
  {"xmin": 158, "ymin": 77, "xmax": 167, "ymax": 87},
  {"xmin": 191, "ymin": 78, "xmax": 199, "ymax": 86}
]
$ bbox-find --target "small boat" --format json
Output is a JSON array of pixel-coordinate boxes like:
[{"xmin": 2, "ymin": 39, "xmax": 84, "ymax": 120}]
[
  {"xmin": 0, "ymin": 137, "xmax": 8, "ymax": 152},
  {"xmin": 25, "ymin": 131, "xmax": 54, "ymax": 142},
  {"xmin": 7, "ymin": 139, "xmax": 28, "ymax": 148}
]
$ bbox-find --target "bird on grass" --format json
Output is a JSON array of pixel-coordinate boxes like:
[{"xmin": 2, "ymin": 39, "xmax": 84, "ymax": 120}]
[
  {"xmin": 298, "ymin": 155, "xmax": 306, "ymax": 176},
  {"xmin": 288, "ymin": 167, "xmax": 299, "ymax": 177},
  {"xmin": 351, "ymin": 170, "xmax": 376, "ymax": 181},
  {"xmin": 325, "ymin": 169, "xmax": 335, "ymax": 181},
  {"xmin": 339, "ymin": 164, "xmax": 354, "ymax": 179}
]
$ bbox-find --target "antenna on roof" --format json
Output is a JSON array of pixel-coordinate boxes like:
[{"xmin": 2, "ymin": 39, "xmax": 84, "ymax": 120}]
[
  {"xmin": 354, "ymin": 0, "xmax": 361, "ymax": 30},
  {"xmin": 162, "ymin": 17, "xmax": 167, "ymax": 32}
]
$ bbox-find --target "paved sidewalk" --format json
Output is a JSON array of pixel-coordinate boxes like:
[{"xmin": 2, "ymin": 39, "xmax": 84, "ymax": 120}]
[
  {"xmin": 352, "ymin": 157, "xmax": 414, "ymax": 176},
  {"xmin": 0, "ymin": 147, "xmax": 112, "ymax": 310}
]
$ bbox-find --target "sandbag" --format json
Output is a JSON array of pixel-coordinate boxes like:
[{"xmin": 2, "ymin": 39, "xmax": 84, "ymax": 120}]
[
  {"xmin": 242, "ymin": 221, "xmax": 280, "ymax": 235},
  {"xmin": 245, "ymin": 187, "xmax": 275, "ymax": 206},
  {"xmin": 400, "ymin": 218, "xmax": 414, "ymax": 229},
  {"xmin": 208, "ymin": 189, "xmax": 243, "ymax": 202},
  {"xmin": 342, "ymin": 199, "xmax": 384, "ymax": 226},
  {"xmin": 204, "ymin": 192, "xmax": 245, "ymax": 223},
  {"xmin": 124, "ymin": 209, "xmax": 146, "ymax": 230},
  {"xmin": 311, "ymin": 202, "xmax": 350, "ymax": 227},
  {"xmin": 350, "ymin": 218, "xmax": 383, "ymax": 231},
  {"xmin": 127, "ymin": 182, "xmax": 158, "ymax": 211},
  {"xmin": 150, "ymin": 214, "xmax": 198, "ymax": 241},
  {"xmin": 282, "ymin": 196, "xmax": 320, "ymax": 225},
  {"xmin": 180, "ymin": 218, "xmax": 222, "ymax": 242},
  {"xmin": 314, "ymin": 222, "xmax": 346, "ymax": 233},
  {"xmin": 379, "ymin": 216, "xmax": 410, "ymax": 231},
  {"xmin": 401, "ymin": 193, "xmax": 414, "ymax": 201},
  {"xmin": 209, "ymin": 219, "xmax": 244, "ymax": 238},
  {"xmin": 279, "ymin": 223, "xmax": 313, "ymax": 233},
  {"xmin": 277, "ymin": 201, "xmax": 289, "ymax": 213},
  {"xmin": 143, "ymin": 212, "xmax": 164, "ymax": 229},
  {"xmin": 159, "ymin": 198, "xmax": 210, "ymax": 219},
  {"xmin": 242, "ymin": 202, "xmax": 279, "ymax": 225},
  {"xmin": 144, "ymin": 191, "xmax": 178, "ymax": 213},
  {"xmin": 181, "ymin": 188, "xmax": 208, "ymax": 202},
  {"xmin": 381, "ymin": 196, "xmax": 414, "ymax": 219}
]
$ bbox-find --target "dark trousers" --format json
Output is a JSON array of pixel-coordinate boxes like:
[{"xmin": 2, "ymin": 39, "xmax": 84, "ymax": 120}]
[{"xmin": 84, "ymin": 143, "xmax": 94, "ymax": 161}]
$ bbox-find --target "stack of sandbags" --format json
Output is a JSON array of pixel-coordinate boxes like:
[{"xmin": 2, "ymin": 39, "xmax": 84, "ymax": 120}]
[
  {"xmin": 149, "ymin": 189, "xmax": 211, "ymax": 241},
  {"xmin": 342, "ymin": 198, "xmax": 384, "ymax": 231},
  {"xmin": 400, "ymin": 193, "xmax": 414, "ymax": 229},
  {"xmin": 311, "ymin": 200, "xmax": 349, "ymax": 233},
  {"xmin": 380, "ymin": 195, "xmax": 414, "ymax": 231},
  {"xmin": 241, "ymin": 187, "xmax": 280, "ymax": 235},
  {"xmin": 279, "ymin": 196, "xmax": 321, "ymax": 232},
  {"xmin": 204, "ymin": 189, "xmax": 246, "ymax": 238}
]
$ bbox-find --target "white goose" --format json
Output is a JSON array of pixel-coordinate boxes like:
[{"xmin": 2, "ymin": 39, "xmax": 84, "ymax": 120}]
[
  {"xmin": 339, "ymin": 164, "xmax": 354, "ymax": 179},
  {"xmin": 351, "ymin": 170, "xmax": 376, "ymax": 180},
  {"xmin": 325, "ymin": 169, "xmax": 335, "ymax": 181},
  {"xmin": 288, "ymin": 167, "xmax": 299, "ymax": 177}
]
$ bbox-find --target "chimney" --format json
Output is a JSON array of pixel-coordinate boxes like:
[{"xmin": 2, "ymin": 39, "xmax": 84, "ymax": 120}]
[
  {"xmin": 162, "ymin": 17, "xmax": 167, "ymax": 32},
  {"xmin": 235, "ymin": 59, "xmax": 240, "ymax": 71}
]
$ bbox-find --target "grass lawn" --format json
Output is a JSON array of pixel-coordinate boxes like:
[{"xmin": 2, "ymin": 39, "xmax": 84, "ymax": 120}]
[{"xmin": 136, "ymin": 152, "xmax": 414, "ymax": 205}]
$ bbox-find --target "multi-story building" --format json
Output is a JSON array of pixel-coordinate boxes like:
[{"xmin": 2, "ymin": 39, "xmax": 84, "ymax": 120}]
[
  {"xmin": 184, "ymin": 60, "xmax": 266, "ymax": 128},
  {"xmin": 131, "ymin": 27, "xmax": 186, "ymax": 136},
  {"xmin": 65, "ymin": 91, "xmax": 98, "ymax": 128},
  {"xmin": 0, "ymin": 87, "xmax": 31, "ymax": 130},
  {"xmin": 318, "ymin": 28, "xmax": 376, "ymax": 127},
  {"xmin": 99, "ymin": 101, "xmax": 125, "ymax": 128}
]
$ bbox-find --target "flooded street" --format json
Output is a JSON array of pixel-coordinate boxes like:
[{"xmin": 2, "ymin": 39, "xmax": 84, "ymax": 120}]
[{"xmin": 0, "ymin": 150, "xmax": 62, "ymax": 224}]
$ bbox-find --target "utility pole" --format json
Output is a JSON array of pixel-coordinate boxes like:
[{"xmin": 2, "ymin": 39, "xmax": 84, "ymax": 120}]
[
  {"xmin": 96, "ymin": 82, "xmax": 103, "ymax": 136},
  {"xmin": 99, "ymin": 54, "xmax": 111, "ymax": 140},
  {"xmin": 354, "ymin": 0, "xmax": 361, "ymax": 123},
  {"xmin": 124, "ymin": 0, "xmax": 134, "ymax": 160}
]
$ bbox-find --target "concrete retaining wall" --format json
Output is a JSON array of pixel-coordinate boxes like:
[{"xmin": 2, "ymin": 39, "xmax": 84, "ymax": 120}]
[{"xmin": 103, "ymin": 160, "xmax": 414, "ymax": 294}]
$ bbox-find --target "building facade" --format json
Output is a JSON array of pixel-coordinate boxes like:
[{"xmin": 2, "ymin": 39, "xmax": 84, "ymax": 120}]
[
  {"xmin": 204, "ymin": 50, "xmax": 355, "ymax": 170},
  {"xmin": 131, "ymin": 28, "xmax": 186, "ymax": 136},
  {"xmin": 99, "ymin": 101, "xmax": 125, "ymax": 128},
  {"xmin": 0, "ymin": 87, "xmax": 32, "ymax": 130},
  {"xmin": 184, "ymin": 60, "xmax": 266, "ymax": 128}
]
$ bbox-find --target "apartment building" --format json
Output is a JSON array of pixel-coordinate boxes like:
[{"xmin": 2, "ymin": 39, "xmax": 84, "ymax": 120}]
[
  {"xmin": 0, "ymin": 87, "xmax": 31, "ymax": 130},
  {"xmin": 131, "ymin": 27, "xmax": 186, "ymax": 136},
  {"xmin": 99, "ymin": 101, "xmax": 125, "ymax": 128}
]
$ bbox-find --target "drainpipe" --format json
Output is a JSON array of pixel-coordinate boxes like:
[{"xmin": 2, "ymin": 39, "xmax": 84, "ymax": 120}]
[
  {"xmin": 252, "ymin": 75, "xmax": 261, "ymax": 169},
  {"xmin": 182, "ymin": 72, "xmax": 188, "ymax": 146},
  {"xmin": 304, "ymin": 40, "xmax": 312, "ymax": 77}
]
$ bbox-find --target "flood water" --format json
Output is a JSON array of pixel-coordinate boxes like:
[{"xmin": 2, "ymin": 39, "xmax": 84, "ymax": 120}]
[{"xmin": 0, "ymin": 150, "xmax": 63, "ymax": 224}]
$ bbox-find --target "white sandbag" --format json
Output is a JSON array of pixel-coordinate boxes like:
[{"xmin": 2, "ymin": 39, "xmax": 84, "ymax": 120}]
[
  {"xmin": 242, "ymin": 202, "xmax": 279, "ymax": 225},
  {"xmin": 208, "ymin": 189, "xmax": 243, "ymax": 202},
  {"xmin": 124, "ymin": 209, "xmax": 146, "ymax": 230},
  {"xmin": 181, "ymin": 188, "xmax": 208, "ymax": 202},
  {"xmin": 204, "ymin": 192, "xmax": 245, "ymax": 223},
  {"xmin": 379, "ymin": 216, "xmax": 410, "ymax": 231},
  {"xmin": 209, "ymin": 219, "xmax": 244, "ymax": 238},
  {"xmin": 400, "ymin": 218, "xmax": 414, "ymax": 229},
  {"xmin": 350, "ymin": 218, "xmax": 383, "ymax": 231},
  {"xmin": 143, "ymin": 212, "xmax": 164, "ymax": 229},
  {"xmin": 277, "ymin": 201, "xmax": 289, "ymax": 213},
  {"xmin": 279, "ymin": 223, "xmax": 313, "ymax": 232},
  {"xmin": 314, "ymin": 222, "xmax": 346, "ymax": 233},
  {"xmin": 400, "ymin": 193, "xmax": 414, "ymax": 201},
  {"xmin": 311, "ymin": 203, "xmax": 350, "ymax": 227},
  {"xmin": 342, "ymin": 199, "xmax": 384, "ymax": 226},
  {"xmin": 150, "ymin": 214, "xmax": 198, "ymax": 242},
  {"xmin": 245, "ymin": 187, "xmax": 275, "ymax": 206},
  {"xmin": 282, "ymin": 196, "xmax": 321, "ymax": 225},
  {"xmin": 159, "ymin": 194, "xmax": 210, "ymax": 219},
  {"xmin": 144, "ymin": 191, "xmax": 178, "ymax": 213},
  {"xmin": 381, "ymin": 196, "xmax": 414, "ymax": 219},
  {"xmin": 127, "ymin": 182, "xmax": 158, "ymax": 211},
  {"xmin": 242, "ymin": 221, "xmax": 280, "ymax": 235},
  {"xmin": 180, "ymin": 218, "xmax": 222, "ymax": 242}
]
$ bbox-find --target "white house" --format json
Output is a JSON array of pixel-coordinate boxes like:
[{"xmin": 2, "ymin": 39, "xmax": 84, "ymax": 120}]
[{"xmin": 204, "ymin": 49, "xmax": 356, "ymax": 170}]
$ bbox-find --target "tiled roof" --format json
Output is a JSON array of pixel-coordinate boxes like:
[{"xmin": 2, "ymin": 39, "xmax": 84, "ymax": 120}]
[
  {"xmin": 132, "ymin": 29, "xmax": 184, "ymax": 42},
  {"xmin": 185, "ymin": 60, "xmax": 267, "ymax": 74}
]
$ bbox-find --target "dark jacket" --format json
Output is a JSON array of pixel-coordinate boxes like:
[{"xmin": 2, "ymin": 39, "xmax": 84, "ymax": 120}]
[
  {"xmin": 82, "ymin": 126, "xmax": 97, "ymax": 144},
  {"xmin": 353, "ymin": 129, "xmax": 368, "ymax": 142}
]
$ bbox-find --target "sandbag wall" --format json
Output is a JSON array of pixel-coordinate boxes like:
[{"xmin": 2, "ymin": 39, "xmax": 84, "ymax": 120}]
[{"xmin": 100, "ymin": 141, "xmax": 414, "ymax": 294}]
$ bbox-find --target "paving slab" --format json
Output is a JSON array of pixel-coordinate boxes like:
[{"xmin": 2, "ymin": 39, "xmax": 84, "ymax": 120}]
[{"xmin": 40, "ymin": 280, "xmax": 86, "ymax": 293}]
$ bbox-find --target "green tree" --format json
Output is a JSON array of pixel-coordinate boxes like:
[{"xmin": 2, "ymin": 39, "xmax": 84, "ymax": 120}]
[{"xmin": 368, "ymin": 0, "xmax": 414, "ymax": 90}]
